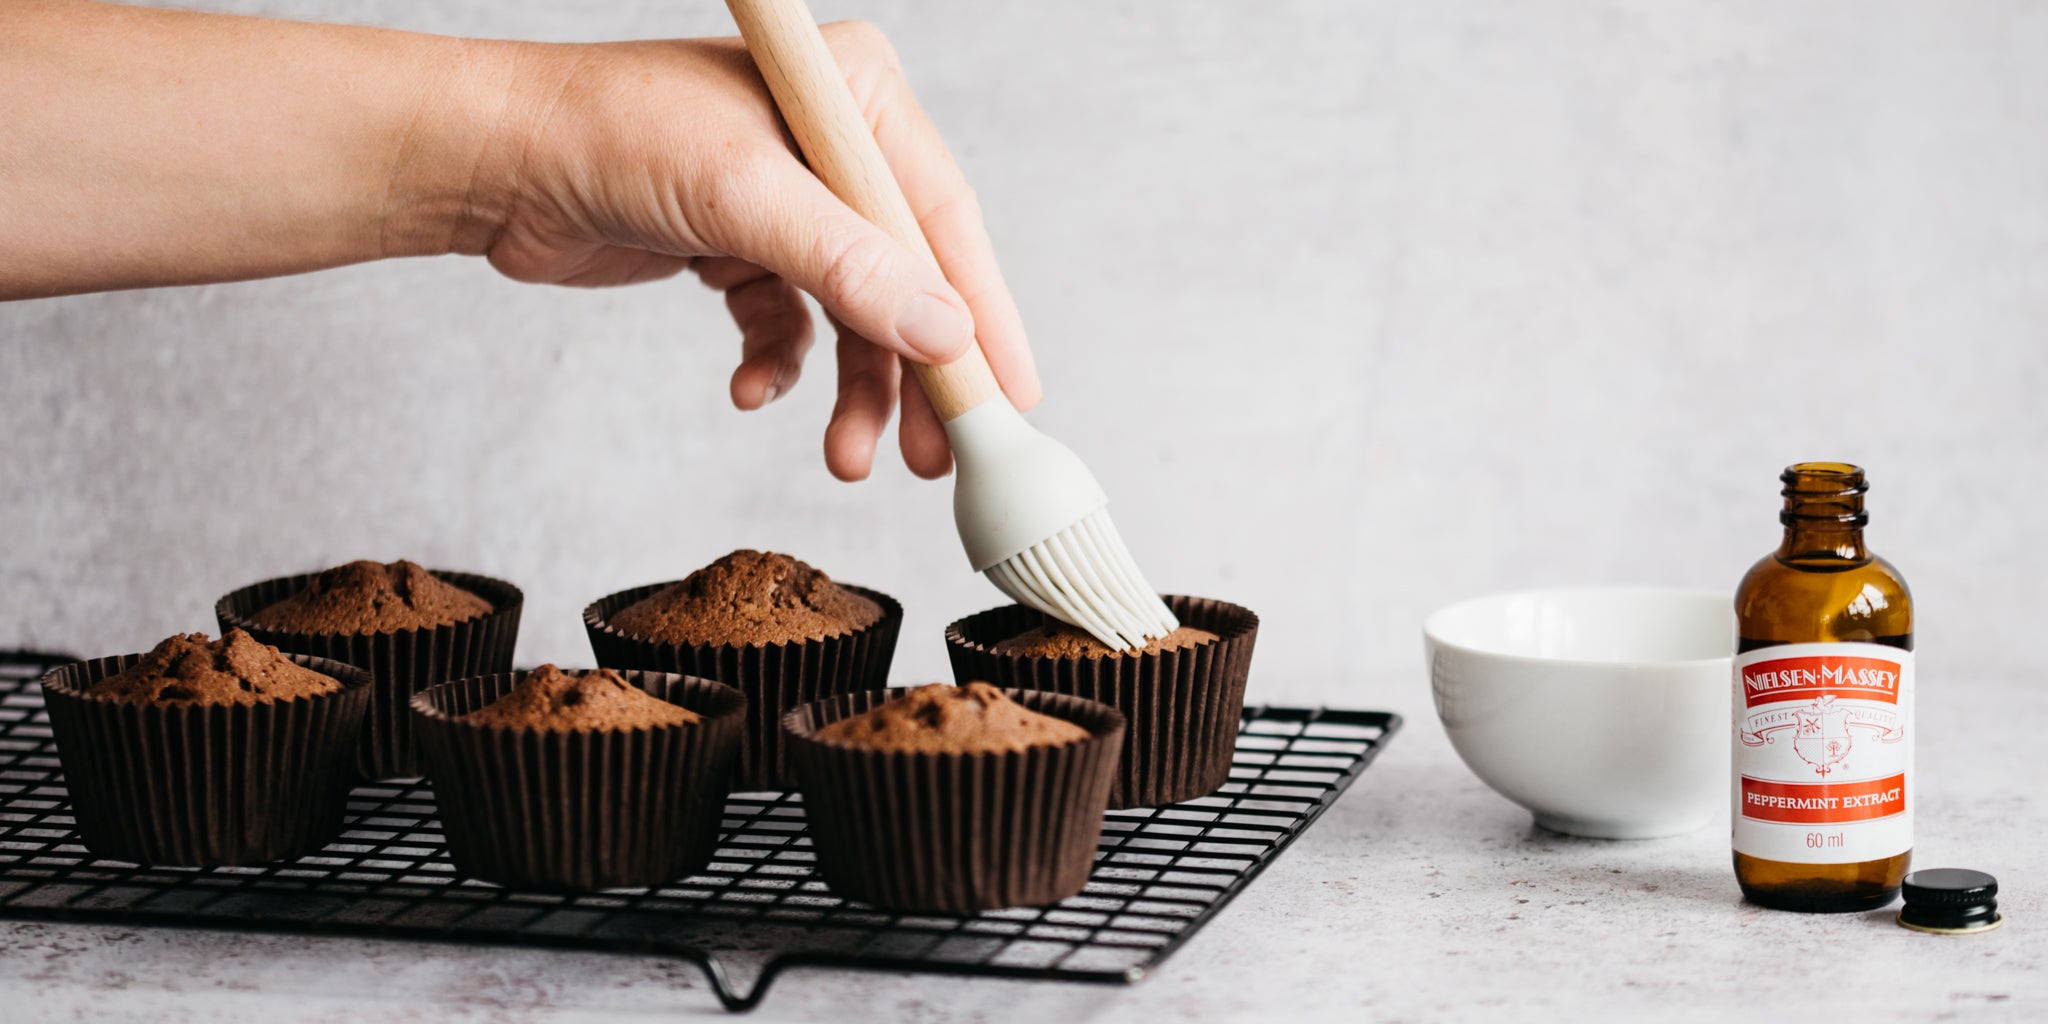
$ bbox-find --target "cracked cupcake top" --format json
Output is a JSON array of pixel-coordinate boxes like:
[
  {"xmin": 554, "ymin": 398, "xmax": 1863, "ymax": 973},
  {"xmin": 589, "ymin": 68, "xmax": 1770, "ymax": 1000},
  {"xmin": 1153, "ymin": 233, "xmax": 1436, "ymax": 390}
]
[
  {"xmin": 459, "ymin": 665, "xmax": 700, "ymax": 732},
  {"xmin": 90, "ymin": 630, "xmax": 342, "ymax": 706},
  {"xmin": 990, "ymin": 622, "xmax": 1218, "ymax": 660},
  {"xmin": 606, "ymin": 549, "xmax": 882, "ymax": 647},
  {"xmin": 816, "ymin": 682, "xmax": 1088, "ymax": 754},
  {"xmin": 249, "ymin": 559, "xmax": 492, "ymax": 635}
]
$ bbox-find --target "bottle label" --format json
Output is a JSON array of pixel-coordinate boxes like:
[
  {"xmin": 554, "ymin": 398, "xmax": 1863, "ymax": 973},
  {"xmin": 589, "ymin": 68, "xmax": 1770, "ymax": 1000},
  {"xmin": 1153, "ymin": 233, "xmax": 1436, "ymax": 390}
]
[{"xmin": 1732, "ymin": 642, "xmax": 1912, "ymax": 864}]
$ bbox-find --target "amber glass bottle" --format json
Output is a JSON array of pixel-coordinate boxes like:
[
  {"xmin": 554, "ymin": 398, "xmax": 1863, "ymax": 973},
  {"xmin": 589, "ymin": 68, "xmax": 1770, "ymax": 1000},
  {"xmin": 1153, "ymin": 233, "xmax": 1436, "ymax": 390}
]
[{"xmin": 1733, "ymin": 463, "xmax": 1913, "ymax": 912}]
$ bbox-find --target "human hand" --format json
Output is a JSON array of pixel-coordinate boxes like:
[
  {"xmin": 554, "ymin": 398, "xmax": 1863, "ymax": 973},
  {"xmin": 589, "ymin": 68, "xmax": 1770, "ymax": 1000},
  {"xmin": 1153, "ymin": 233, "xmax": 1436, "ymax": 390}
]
[
  {"xmin": 467, "ymin": 23, "xmax": 1041, "ymax": 481},
  {"xmin": 0, "ymin": 5, "xmax": 1028, "ymax": 479}
]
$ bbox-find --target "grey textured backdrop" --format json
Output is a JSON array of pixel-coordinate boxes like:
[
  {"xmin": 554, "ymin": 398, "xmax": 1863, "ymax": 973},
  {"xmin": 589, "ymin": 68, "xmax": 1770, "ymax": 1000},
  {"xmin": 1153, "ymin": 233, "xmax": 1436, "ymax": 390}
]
[{"xmin": 3, "ymin": 1, "xmax": 2043, "ymax": 711}]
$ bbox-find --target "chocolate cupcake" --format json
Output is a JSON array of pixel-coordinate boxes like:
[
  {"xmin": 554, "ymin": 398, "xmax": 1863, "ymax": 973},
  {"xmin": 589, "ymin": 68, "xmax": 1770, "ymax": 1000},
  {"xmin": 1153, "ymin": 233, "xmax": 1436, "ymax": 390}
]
[
  {"xmin": 784, "ymin": 683, "xmax": 1123, "ymax": 914},
  {"xmin": 39, "ymin": 630, "xmax": 371, "ymax": 866},
  {"xmin": 584, "ymin": 550, "xmax": 901, "ymax": 789},
  {"xmin": 410, "ymin": 665, "xmax": 745, "ymax": 891},
  {"xmin": 945, "ymin": 595, "xmax": 1259, "ymax": 808},
  {"xmin": 217, "ymin": 559, "xmax": 523, "ymax": 779}
]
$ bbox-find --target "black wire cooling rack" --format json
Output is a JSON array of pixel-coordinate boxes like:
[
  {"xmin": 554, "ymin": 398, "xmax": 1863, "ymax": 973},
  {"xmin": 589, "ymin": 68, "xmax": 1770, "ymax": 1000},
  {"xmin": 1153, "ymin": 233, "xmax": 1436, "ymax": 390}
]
[{"xmin": 0, "ymin": 650, "xmax": 1399, "ymax": 1012}]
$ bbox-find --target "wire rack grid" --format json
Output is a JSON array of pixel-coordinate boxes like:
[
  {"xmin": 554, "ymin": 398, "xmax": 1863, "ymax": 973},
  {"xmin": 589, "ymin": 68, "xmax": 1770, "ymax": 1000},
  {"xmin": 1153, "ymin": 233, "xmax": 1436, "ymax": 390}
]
[{"xmin": 0, "ymin": 651, "xmax": 1398, "ymax": 1011}]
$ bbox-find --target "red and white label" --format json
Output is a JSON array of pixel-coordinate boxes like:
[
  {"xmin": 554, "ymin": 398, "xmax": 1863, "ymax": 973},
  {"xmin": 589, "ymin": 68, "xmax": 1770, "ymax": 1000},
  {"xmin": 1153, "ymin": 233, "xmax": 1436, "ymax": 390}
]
[{"xmin": 1733, "ymin": 643, "xmax": 1912, "ymax": 864}]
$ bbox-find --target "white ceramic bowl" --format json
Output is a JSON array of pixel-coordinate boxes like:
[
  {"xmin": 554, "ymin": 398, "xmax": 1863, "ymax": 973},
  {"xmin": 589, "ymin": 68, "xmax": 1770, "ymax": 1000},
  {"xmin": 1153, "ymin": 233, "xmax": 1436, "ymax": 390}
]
[{"xmin": 1425, "ymin": 587, "xmax": 1732, "ymax": 839}]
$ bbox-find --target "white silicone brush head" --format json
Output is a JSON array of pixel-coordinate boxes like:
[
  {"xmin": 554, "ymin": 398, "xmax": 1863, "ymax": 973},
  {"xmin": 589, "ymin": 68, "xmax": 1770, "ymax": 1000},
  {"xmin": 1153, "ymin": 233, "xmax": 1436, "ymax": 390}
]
[
  {"xmin": 945, "ymin": 400, "xmax": 1179, "ymax": 651},
  {"xmin": 984, "ymin": 509, "xmax": 1181, "ymax": 650}
]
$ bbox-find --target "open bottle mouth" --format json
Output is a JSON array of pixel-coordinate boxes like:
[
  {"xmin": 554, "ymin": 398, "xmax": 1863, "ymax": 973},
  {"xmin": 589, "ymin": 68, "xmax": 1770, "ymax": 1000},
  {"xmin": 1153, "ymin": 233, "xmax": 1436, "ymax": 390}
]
[{"xmin": 1780, "ymin": 462, "xmax": 1869, "ymax": 527}]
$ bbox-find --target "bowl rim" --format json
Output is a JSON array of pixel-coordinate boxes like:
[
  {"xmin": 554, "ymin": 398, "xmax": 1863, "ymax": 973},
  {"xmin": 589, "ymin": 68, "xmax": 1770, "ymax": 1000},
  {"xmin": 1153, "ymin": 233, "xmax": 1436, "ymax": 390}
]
[{"xmin": 1423, "ymin": 585, "xmax": 1733, "ymax": 671}]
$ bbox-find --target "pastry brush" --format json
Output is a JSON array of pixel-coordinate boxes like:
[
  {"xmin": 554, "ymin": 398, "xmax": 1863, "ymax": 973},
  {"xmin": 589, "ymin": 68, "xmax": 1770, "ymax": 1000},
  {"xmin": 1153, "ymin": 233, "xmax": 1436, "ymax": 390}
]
[{"xmin": 726, "ymin": 0, "xmax": 1178, "ymax": 650}]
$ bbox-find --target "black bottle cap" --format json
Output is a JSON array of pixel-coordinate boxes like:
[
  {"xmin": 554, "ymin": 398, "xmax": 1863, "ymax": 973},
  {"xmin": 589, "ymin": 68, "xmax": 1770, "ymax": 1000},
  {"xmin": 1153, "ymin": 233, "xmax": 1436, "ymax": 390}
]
[{"xmin": 1897, "ymin": 868, "xmax": 2002, "ymax": 934}]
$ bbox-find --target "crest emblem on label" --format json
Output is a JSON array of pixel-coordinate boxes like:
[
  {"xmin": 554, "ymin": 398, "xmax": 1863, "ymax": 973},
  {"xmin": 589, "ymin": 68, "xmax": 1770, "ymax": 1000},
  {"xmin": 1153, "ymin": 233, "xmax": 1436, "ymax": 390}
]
[{"xmin": 1791, "ymin": 696, "xmax": 1853, "ymax": 777}]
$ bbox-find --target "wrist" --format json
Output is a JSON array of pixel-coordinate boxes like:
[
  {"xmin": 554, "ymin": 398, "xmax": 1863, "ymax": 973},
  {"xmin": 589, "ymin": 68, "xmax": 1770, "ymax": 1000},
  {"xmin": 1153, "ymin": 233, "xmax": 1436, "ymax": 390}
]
[{"xmin": 378, "ymin": 36, "xmax": 534, "ymax": 259}]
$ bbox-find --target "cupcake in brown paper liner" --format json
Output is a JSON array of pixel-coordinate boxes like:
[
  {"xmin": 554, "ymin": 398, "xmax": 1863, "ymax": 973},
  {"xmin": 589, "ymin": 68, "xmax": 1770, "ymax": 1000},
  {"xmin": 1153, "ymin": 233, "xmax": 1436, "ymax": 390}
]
[
  {"xmin": 216, "ymin": 560, "xmax": 523, "ymax": 779},
  {"xmin": 944, "ymin": 595, "xmax": 1259, "ymax": 809},
  {"xmin": 410, "ymin": 666, "xmax": 745, "ymax": 891},
  {"xmin": 40, "ymin": 631, "xmax": 372, "ymax": 867},
  {"xmin": 783, "ymin": 683, "xmax": 1124, "ymax": 914},
  {"xmin": 583, "ymin": 550, "xmax": 901, "ymax": 790}
]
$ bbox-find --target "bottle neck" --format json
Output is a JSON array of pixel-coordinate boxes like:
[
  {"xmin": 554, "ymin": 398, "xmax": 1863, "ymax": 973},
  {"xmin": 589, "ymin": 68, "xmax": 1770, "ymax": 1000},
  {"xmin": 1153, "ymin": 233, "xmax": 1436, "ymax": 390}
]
[
  {"xmin": 1776, "ymin": 462, "xmax": 1870, "ymax": 566},
  {"xmin": 1779, "ymin": 519, "xmax": 1868, "ymax": 563}
]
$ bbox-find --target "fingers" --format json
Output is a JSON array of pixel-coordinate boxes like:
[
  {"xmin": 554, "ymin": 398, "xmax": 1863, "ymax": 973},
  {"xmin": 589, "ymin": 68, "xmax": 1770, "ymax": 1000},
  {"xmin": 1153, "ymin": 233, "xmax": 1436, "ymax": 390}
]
[
  {"xmin": 704, "ymin": 258, "xmax": 950, "ymax": 485},
  {"xmin": 688, "ymin": 156, "xmax": 976, "ymax": 366},
  {"xmin": 824, "ymin": 21, "xmax": 1042, "ymax": 412},
  {"xmin": 692, "ymin": 255, "xmax": 772, "ymax": 292},
  {"xmin": 821, "ymin": 320, "xmax": 954, "ymax": 482},
  {"xmin": 684, "ymin": 23, "xmax": 1036, "ymax": 482},
  {"xmin": 915, "ymin": 190, "xmax": 1040, "ymax": 410},
  {"xmin": 823, "ymin": 317, "xmax": 899, "ymax": 482},
  {"xmin": 717, "ymin": 267, "xmax": 814, "ymax": 410},
  {"xmin": 897, "ymin": 362, "xmax": 954, "ymax": 479}
]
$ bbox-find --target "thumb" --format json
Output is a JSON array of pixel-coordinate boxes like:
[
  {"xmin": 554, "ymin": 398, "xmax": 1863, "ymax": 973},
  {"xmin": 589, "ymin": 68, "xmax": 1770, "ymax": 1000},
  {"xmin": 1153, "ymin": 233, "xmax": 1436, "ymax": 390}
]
[{"xmin": 700, "ymin": 160, "xmax": 974, "ymax": 363}]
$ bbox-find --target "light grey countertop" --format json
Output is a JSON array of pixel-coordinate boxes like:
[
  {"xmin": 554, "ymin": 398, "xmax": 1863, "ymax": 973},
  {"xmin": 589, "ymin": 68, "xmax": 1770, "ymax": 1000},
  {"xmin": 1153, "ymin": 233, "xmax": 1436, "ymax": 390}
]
[{"xmin": 3, "ymin": 675, "xmax": 2039, "ymax": 1023}]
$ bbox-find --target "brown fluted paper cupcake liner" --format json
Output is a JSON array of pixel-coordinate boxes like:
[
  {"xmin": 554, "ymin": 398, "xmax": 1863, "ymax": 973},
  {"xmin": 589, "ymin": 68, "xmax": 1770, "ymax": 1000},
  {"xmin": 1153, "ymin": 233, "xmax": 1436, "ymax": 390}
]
[
  {"xmin": 944, "ymin": 595, "xmax": 1259, "ymax": 809},
  {"xmin": 783, "ymin": 688, "xmax": 1124, "ymax": 914},
  {"xmin": 410, "ymin": 670, "xmax": 746, "ymax": 892},
  {"xmin": 40, "ymin": 653, "xmax": 372, "ymax": 867},
  {"xmin": 218, "ymin": 570, "xmax": 523, "ymax": 780},
  {"xmin": 583, "ymin": 583, "xmax": 901, "ymax": 791}
]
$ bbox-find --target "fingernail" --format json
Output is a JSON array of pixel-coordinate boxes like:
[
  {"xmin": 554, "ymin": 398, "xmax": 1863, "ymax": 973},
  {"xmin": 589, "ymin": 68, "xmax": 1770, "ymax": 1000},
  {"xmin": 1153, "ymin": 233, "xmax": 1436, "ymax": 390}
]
[
  {"xmin": 763, "ymin": 383, "xmax": 784, "ymax": 405},
  {"xmin": 895, "ymin": 293, "xmax": 973, "ymax": 360}
]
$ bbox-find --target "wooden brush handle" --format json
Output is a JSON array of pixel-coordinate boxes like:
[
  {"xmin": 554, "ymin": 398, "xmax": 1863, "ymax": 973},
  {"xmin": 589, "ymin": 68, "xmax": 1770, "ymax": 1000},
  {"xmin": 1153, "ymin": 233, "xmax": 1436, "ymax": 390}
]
[{"xmin": 726, "ymin": 0, "xmax": 1002, "ymax": 421}]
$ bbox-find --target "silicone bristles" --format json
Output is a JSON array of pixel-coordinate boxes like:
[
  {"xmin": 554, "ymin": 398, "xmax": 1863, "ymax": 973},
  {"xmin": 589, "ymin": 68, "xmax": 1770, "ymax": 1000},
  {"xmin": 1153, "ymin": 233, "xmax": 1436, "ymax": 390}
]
[{"xmin": 982, "ymin": 508, "xmax": 1179, "ymax": 651}]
